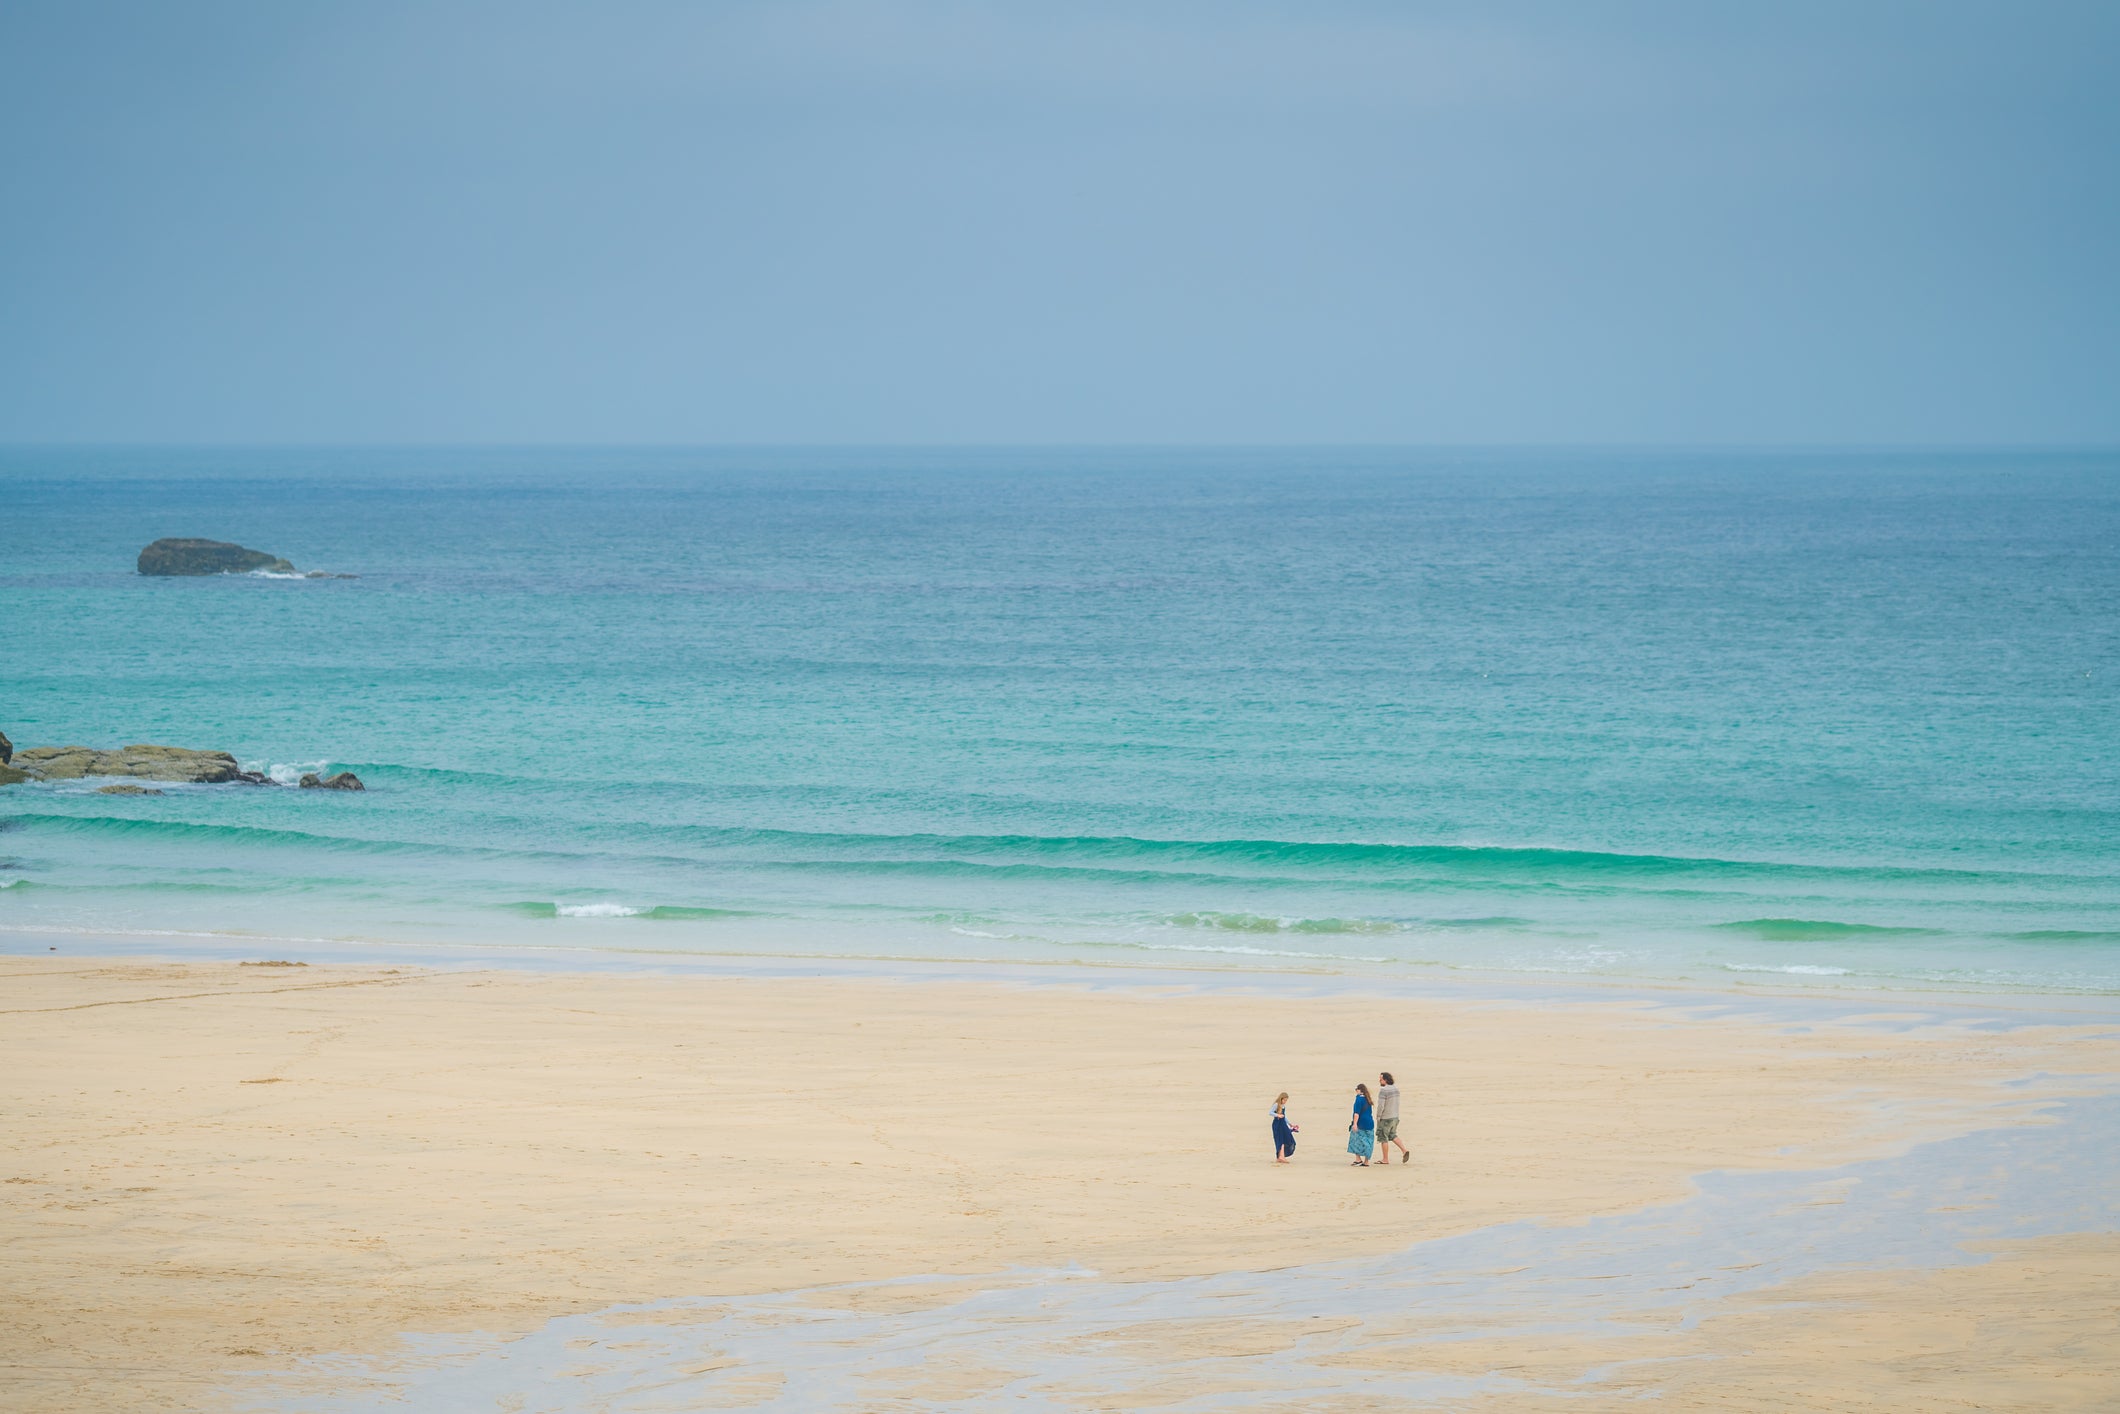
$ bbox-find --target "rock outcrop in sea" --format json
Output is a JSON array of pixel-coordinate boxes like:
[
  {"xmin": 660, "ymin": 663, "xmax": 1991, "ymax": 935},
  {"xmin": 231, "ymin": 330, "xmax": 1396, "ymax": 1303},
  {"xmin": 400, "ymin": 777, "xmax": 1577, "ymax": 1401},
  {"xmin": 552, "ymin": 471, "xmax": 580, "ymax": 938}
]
[
  {"xmin": 137, "ymin": 538, "xmax": 297, "ymax": 576},
  {"xmin": 0, "ymin": 730, "xmax": 365, "ymax": 792},
  {"xmin": 7, "ymin": 745, "xmax": 272, "ymax": 785},
  {"xmin": 135, "ymin": 539, "xmax": 358, "ymax": 578}
]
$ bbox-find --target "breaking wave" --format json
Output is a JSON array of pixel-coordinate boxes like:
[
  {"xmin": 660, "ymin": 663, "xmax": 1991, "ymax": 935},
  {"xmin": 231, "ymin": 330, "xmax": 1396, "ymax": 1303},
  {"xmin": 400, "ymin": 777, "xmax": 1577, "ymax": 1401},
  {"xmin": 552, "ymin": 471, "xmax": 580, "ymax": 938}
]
[
  {"xmin": 10, "ymin": 812, "xmax": 2096, "ymax": 892},
  {"xmin": 503, "ymin": 901, "xmax": 753, "ymax": 921}
]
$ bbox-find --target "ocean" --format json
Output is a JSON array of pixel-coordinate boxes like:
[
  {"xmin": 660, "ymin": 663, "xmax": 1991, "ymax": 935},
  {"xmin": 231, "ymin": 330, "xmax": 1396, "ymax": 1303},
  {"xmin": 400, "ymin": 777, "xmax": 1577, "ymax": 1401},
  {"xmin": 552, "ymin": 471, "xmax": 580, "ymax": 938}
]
[{"xmin": 3, "ymin": 446, "xmax": 2116, "ymax": 992}]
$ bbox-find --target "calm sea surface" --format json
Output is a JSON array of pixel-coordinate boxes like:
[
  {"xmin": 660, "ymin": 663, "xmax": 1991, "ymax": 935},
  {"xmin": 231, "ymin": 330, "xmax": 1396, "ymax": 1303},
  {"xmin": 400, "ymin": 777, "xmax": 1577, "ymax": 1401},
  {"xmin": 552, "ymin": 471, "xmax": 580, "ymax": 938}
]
[{"xmin": 3, "ymin": 447, "xmax": 2116, "ymax": 991}]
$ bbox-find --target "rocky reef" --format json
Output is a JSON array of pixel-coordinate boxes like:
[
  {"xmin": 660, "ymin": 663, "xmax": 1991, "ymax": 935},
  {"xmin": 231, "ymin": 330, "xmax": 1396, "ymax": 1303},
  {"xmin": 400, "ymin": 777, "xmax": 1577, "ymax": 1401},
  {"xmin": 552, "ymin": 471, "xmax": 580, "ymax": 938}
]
[
  {"xmin": 0, "ymin": 731, "xmax": 371, "ymax": 791},
  {"xmin": 7, "ymin": 745, "xmax": 272, "ymax": 785},
  {"xmin": 299, "ymin": 772, "xmax": 365, "ymax": 791},
  {"xmin": 137, "ymin": 538, "xmax": 296, "ymax": 576},
  {"xmin": 135, "ymin": 539, "xmax": 357, "ymax": 578}
]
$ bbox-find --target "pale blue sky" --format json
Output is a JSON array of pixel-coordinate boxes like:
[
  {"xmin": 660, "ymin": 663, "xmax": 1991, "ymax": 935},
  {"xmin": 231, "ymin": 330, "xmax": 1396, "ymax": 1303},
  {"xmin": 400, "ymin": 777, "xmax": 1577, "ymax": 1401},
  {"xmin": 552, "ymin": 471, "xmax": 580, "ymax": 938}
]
[{"xmin": 1, "ymin": 1, "xmax": 2114, "ymax": 444}]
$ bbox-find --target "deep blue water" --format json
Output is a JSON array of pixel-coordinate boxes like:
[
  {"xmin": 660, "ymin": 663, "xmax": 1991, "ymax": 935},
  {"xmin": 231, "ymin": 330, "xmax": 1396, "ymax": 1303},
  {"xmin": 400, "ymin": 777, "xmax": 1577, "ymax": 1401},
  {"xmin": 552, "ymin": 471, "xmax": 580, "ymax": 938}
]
[{"xmin": 3, "ymin": 446, "xmax": 2117, "ymax": 990}]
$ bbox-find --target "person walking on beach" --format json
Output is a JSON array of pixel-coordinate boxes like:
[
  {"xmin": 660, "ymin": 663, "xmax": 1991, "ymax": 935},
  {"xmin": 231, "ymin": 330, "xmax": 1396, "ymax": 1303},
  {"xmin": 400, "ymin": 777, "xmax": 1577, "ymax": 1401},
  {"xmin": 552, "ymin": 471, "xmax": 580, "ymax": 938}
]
[
  {"xmin": 1375, "ymin": 1071, "xmax": 1408, "ymax": 1165},
  {"xmin": 1271, "ymin": 1093, "xmax": 1299, "ymax": 1163},
  {"xmin": 1346, "ymin": 1083, "xmax": 1376, "ymax": 1165}
]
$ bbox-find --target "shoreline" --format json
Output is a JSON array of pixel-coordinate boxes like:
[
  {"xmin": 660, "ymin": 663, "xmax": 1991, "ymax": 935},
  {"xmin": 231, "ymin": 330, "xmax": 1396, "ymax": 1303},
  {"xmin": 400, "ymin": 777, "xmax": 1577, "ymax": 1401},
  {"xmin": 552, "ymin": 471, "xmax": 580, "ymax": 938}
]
[
  {"xmin": 8, "ymin": 925, "xmax": 2120, "ymax": 1018},
  {"xmin": 6, "ymin": 951, "xmax": 2118, "ymax": 1411}
]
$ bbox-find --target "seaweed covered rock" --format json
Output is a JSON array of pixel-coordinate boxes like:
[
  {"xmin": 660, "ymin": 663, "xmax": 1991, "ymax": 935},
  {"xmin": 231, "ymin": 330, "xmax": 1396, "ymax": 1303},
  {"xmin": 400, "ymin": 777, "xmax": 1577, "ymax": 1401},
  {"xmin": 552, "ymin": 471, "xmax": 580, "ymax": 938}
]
[
  {"xmin": 95, "ymin": 783, "xmax": 166, "ymax": 796},
  {"xmin": 10, "ymin": 744, "xmax": 271, "ymax": 784},
  {"xmin": 138, "ymin": 538, "xmax": 296, "ymax": 576}
]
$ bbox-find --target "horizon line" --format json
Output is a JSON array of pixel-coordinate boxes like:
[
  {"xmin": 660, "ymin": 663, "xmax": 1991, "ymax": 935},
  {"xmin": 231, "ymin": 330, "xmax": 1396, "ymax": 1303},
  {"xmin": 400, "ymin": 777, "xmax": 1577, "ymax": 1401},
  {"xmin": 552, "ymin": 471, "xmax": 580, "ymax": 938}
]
[{"xmin": 4, "ymin": 440, "xmax": 2118, "ymax": 455}]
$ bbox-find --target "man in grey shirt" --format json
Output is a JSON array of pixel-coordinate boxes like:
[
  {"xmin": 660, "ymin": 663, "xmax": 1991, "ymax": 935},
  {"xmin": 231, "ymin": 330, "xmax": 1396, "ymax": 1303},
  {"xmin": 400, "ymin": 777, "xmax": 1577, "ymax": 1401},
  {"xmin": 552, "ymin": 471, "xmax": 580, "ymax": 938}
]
[{"xmin": 1374, "ymin": 1072, "xmax": 1408, "ymax": 1164}]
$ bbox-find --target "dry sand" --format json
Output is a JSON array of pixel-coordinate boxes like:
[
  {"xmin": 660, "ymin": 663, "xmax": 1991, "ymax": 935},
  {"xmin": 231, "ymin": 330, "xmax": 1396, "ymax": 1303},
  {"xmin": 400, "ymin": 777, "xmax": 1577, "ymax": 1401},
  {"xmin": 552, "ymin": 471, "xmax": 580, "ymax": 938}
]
[{"xmin": 2, "ymin": 955, "xmax": 2116, "ymax": 1411}]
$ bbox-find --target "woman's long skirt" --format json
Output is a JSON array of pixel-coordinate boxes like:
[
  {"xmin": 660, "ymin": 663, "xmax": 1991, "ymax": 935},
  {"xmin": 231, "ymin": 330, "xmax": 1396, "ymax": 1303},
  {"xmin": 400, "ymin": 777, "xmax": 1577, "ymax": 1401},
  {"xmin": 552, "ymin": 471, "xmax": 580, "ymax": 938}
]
[{"xmin": 1347, "ymin": 1126, "xmax": 1375, "ymax": 1160}]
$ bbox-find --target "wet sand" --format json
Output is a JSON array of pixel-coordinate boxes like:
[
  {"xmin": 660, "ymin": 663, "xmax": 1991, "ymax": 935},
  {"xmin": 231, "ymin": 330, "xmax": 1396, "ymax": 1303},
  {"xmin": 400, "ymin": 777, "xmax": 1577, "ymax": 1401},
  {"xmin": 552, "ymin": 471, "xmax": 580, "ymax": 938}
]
[{"xmin": 2, "ymin": 955, "xmax": 2116, "ymax": 1411}]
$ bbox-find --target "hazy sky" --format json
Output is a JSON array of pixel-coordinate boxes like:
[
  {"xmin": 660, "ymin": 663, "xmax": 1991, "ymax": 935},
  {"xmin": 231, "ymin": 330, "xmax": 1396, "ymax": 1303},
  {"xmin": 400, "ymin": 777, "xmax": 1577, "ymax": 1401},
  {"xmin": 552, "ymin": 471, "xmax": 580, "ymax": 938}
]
[{"xmin": 2, "ymin": 1, "xmax": 2115, "ymax": 444}]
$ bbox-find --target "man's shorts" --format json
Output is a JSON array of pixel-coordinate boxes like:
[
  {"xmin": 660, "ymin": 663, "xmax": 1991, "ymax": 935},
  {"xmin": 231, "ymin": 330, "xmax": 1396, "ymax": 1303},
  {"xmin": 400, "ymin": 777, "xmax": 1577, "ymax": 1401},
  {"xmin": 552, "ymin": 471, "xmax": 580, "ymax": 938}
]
[{"xmin": 1376, "ymin": 1117, "xmax": 1400, "ymax": 1143}]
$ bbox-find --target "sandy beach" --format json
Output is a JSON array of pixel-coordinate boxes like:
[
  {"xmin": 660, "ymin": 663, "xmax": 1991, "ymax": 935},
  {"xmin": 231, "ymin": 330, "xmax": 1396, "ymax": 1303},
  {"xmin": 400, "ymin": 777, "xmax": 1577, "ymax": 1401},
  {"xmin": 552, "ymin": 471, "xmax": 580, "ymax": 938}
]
[
  {"xmin": 9, "ymin": 0, "xmax": 2117, "ymax": 1404},
  {"xmin": 4, "ymin": 953, "xmax": 2117, "ymax": 1410}
]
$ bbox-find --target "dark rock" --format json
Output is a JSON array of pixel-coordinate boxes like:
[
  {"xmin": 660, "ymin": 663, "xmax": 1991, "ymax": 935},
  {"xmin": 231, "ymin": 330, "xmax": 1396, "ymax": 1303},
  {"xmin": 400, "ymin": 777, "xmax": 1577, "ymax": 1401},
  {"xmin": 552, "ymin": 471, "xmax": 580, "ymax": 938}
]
[
  {"xmin": 12, "ymin": 744, "xmax": 254, "ymax": 783},
  {"xmin": 95, "ymin": 783, "xmax": 165, "ymax": 796},
  {"xmin": 299, "ymin": 771, "xmax": 364, "ymax": 791},
  {"xmin": 0, "ymin": 728, "xmax": 11, "ymax": 764},
  {"xmin": 138, "ymin": 538, "xmax": 296, "ymax": 576}
]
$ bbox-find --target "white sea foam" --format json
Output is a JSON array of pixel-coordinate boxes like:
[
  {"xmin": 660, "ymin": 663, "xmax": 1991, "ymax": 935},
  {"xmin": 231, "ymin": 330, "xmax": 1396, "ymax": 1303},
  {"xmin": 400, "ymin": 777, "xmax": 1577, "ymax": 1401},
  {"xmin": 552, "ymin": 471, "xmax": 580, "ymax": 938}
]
[
  {"xmin": 556, "ymin": 903, "xmax": 647, "ymax": 918},
  {"xmin": 1724, "ymin": 963, "xmax": 1853, "ymax": 976},
  {"xmin": 1164, "ymin": 910, "xmax": 1402, "ymax": 936},
  {"xmin": 1546, "ymin": 947, "xmax": 1630, "ymax": 965},
  {"xmin": 1092, "ymin": 938, "xmax": 1391, "ymax": 964},
  {"xmin": 243, "ymin": 759, "xmax": 330, "ymax": 786}
]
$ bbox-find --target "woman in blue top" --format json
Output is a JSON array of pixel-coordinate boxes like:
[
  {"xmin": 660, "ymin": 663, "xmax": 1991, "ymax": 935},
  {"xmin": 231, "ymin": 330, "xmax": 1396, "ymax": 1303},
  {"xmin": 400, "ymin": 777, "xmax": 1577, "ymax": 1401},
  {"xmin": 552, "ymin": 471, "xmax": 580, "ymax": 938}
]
[
  {"xmin": 1347, "ymin": 1083, "xmax": 1376, "ymax": 1166},
  {"xmin": 1271, "ymin": 1092, "xmax": 1298, "ymax": 1163}
]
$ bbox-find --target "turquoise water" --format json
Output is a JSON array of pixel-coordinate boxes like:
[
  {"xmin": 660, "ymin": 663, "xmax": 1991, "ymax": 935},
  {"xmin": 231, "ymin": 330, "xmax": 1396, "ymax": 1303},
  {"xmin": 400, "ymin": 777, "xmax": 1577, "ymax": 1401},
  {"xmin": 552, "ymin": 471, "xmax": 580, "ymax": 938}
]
[{"xmin": 3, "ymin": 446, "xmax": 2117, "ymax": 991}]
